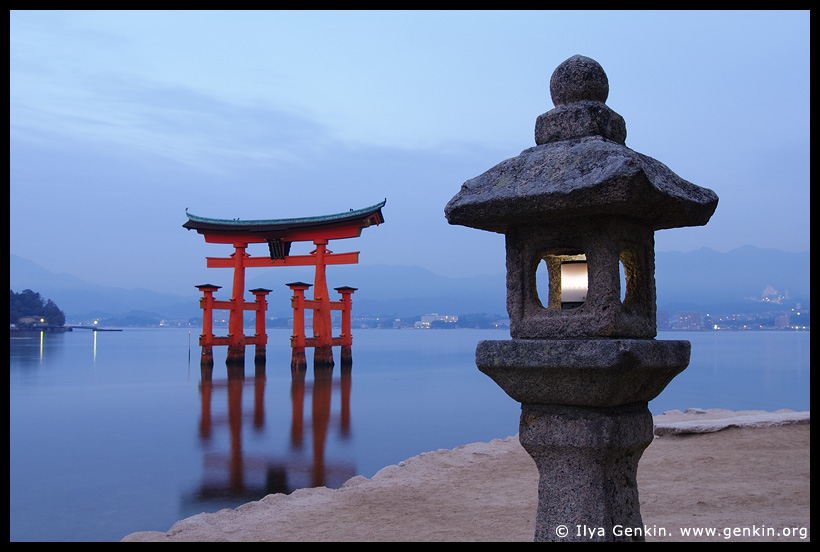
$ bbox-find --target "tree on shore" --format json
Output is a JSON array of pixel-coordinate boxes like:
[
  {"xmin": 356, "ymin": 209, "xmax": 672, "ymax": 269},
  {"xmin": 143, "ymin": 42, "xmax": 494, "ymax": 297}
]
[{"xmin": 9, "ymin": 289, "xmax": 66, "ymax": 327}]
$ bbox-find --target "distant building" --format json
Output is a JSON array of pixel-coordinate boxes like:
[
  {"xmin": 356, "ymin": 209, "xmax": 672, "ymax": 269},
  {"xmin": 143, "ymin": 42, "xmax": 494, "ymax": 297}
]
[
  {"xmin": 774, "ymin": 314, "xmax": 790, "ymax": 329},
  {"xmin": 415, "ymin": 313, "xmax": 458, "ymax": 328},
  {"xmin": 17, "ymin": 316, "xmax": 45, "ymax": 325},
  {"xmin": 674, "ymin": 311, "xmax": 702, "ymax": 330}
]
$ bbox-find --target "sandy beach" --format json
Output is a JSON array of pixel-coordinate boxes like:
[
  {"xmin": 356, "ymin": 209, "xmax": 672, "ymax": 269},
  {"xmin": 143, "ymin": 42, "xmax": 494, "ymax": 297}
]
[{"xmin": 122, "ymin": 409, "xmax": 810, "ymax": 542}]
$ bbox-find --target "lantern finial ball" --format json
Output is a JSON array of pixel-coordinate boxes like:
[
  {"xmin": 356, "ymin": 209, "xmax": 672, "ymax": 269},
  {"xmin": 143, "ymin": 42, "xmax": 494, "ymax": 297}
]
[{"xmin": 550, "ymin": 55, "xmax": 609, "ymax": 106}]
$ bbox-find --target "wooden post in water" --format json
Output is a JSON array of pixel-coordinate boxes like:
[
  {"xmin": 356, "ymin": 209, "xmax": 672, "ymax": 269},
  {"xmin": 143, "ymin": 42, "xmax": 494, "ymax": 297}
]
[
  {"xmin": 250, "ymin": 288, "xmax": 272, "ymax": 375},
  {"xmin": 227, "ymin": 243, "xmax": 248, "ymax": 366},
  {"xmin": 287, "ymin": 282, "xmax": 311, "ymax": 372},
  {"xmin": 335, "ymin": 286, "xmax": 357, "ymax": 369},
  {"xmin": 197, "ymin": 284, "xmax": 221, "ymax": 374},
  {"xmin": 310, "ymin": 240, "xmax": 335, "ymax": 368}
]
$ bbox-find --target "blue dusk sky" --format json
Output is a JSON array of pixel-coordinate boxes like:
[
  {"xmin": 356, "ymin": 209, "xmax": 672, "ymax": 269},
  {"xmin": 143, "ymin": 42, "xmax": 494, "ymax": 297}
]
[{"xmin": 10, "ymin": 10, "xmax": 809, "ymax": 296}]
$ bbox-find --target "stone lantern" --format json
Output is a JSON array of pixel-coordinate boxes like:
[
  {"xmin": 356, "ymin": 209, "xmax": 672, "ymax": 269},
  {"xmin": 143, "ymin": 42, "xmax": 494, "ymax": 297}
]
[{"xmin": 445, "ymin": 55, "xmax": 717, "ymax": 542}]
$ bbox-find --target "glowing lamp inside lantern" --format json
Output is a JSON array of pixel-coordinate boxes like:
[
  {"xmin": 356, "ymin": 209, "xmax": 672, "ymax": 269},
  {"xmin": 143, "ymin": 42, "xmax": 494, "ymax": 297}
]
[{"xmin": 561, "ymin": 260, "xmax": 588, "ymax": 309}]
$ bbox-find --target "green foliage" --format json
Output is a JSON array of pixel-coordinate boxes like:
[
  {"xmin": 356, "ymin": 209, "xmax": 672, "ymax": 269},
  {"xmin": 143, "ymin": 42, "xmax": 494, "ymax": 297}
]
[
  {"xmin": 455, "ymin": 313, "xmax": 505, "ymax": 329},
  {"xmin": 9, "ymin": 289, "xmax": 65, "ymax": 326}
]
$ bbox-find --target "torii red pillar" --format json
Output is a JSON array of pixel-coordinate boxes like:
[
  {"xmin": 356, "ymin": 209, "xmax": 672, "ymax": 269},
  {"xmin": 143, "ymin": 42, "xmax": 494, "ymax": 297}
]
[
  {"xmin": 310, "ymin": 240, "xmax": 334, "ymax": 368},
  {"xmin": 197, "ymin": 283, "xmax": 221, "ymax": 379},
  {"xmin": 335, "ymin": 286, "xmax": 357, "ymax": 369},
  {"xmin": 287, "ymin": 282, "xmax": 311, "ymax": 372},
  {"xmin": 227, "ymin": 243, "xmax": 248, "ymax": 366},
  {"xmin": 250, "ymin": 288, "xmax": 272, "ymax": 373}
]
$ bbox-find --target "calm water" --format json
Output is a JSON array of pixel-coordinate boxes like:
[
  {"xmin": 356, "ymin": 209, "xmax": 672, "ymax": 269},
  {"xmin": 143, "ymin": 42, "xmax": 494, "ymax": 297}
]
[{"xmin": 10, "ymin": 328, "xmax": 810, "ymax": 542}]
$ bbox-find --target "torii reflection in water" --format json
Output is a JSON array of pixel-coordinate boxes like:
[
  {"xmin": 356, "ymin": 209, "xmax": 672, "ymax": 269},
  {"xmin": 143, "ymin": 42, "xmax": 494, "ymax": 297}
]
[{"xmin": 190, "ymin": 363, "xmax": 354, "ymax": 506}]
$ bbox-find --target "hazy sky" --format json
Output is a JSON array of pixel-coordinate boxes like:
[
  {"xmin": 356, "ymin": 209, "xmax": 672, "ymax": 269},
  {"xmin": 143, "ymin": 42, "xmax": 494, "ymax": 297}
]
[{"xmin": 10, "ymin": 10, "xmax": 810, "ymax": 296}]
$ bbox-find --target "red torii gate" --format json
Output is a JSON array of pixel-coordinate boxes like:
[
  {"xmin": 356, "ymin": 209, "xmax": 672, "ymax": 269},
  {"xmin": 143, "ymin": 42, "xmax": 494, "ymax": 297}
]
[{"xmin": 183, "ymin": 200, "xmax": 385, "ymax": 373}]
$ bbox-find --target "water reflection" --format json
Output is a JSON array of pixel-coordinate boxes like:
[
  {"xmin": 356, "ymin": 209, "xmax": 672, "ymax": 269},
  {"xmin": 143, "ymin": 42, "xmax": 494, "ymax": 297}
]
[
  {"xmin": 191, "ymin": 367, "xmax": 355, "ymax": 506},
  {"xmin": 9, "ymin": 329, "xmax": 67, "ymax": 368}
]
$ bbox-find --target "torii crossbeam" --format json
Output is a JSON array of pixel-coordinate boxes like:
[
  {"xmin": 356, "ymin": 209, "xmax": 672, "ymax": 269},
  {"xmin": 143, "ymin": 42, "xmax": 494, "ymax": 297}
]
[{"xmin": 184, "ymin": 200, "xmax": 385, "ymax": 374}]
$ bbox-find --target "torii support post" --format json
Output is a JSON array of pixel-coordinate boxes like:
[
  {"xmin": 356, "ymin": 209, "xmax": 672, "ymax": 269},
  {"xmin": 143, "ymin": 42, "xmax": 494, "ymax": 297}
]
[
  {"xmin": 250, "ymin": 288, "xmax": 272, "ymax": 373},
  {"xmin": 334, "ymin": 286, "xmax": 357, "ymax": 369},
  {"xmin": 310, "ymin": 240, "xmax": 334, "ymax": 369},
  {"xmin": 227, "ymin": 243, "xmax": 249, "ymax": 366},
  {"xmin": 287, "ymin": 282, "xmax": 311, "ymax": 372},
  {"xmin": 197, "ymin": 284, "xmax": 221, "ymax": 377}
]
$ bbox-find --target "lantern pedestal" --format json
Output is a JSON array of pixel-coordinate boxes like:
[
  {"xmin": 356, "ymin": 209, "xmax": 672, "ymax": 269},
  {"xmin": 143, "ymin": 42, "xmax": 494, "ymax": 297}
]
[
  {"xmin": 475, "ymin": 339, "xmax": 690, "ymax": 407},
  {"xmin": 477, "ymin": 338, "xmax": 690, "ymax": 541}
]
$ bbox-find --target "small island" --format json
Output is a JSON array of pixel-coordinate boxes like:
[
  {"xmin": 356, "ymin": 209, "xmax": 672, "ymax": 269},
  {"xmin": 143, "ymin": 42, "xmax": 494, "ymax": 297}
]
[{"xmin": 9, "ymin": 288, "xmax": 68, "ymax": 332}]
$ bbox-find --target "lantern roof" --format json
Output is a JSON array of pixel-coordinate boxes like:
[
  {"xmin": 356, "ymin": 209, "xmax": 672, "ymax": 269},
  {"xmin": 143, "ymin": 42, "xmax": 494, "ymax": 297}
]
[{"xmin": 445, "ymin": 55, "xmax": 718, "ymax": 234}]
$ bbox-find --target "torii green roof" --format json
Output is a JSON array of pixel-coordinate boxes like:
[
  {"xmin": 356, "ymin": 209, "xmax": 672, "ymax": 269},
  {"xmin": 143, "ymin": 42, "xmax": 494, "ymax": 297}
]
[{"xmin": 183, "ymin": 200, "xmax": 386, "ymax": 234}]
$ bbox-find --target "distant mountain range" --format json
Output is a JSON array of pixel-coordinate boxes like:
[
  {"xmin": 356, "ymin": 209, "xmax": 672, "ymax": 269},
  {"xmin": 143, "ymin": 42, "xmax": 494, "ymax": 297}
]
[
  {"xmin": 9, "ymin": 246, "xmax": 810, "ymax": 322},
  {"xmin": 653, "ymin": 246, "xmax": 810, "ymax": 313},
  {"xmin": 10, "ymin": 254, "xmax": 197, "ymax": 321}
]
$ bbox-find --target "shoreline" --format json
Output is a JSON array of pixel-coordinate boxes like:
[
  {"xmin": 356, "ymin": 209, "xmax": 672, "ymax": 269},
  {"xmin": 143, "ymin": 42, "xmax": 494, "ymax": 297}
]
[{"xmin": 122, "ymin": 408, "xmax": 810, "ymax": 542}]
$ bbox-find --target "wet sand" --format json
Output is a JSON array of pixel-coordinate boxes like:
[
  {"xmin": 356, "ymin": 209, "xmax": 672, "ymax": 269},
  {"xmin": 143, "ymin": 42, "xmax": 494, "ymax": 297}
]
[{"xmin": 122, "ymin": 409, "xmax": 810, "ymax": 542}]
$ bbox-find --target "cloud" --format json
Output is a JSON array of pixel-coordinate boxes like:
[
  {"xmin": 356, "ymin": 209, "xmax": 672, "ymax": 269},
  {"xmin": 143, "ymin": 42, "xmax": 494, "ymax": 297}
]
[{"xmin": 10, "ymin": 70, "xmax": 510, "ymax": 294}]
